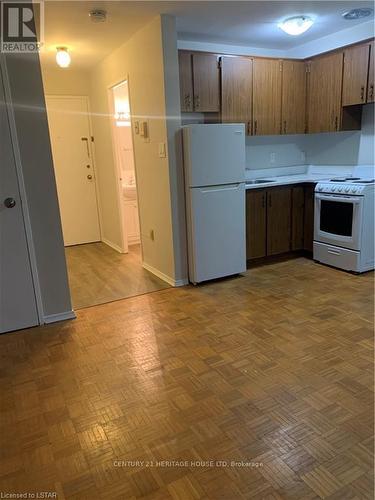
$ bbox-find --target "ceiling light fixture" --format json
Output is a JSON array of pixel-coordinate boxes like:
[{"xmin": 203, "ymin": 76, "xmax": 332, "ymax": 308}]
[
  {"xmin": 279, "ymin": 16, "xmax": 314, "ymax": 36},
  {"xmin": 56, "ymin": 47, "xmax": 71, "ymax": 68},
  {"xmin": 342, "ymin": 8, "xmax": 373, "ymax": 20}
]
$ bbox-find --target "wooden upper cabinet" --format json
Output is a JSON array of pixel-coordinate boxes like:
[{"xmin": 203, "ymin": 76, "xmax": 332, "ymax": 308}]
[
  {"xmin": 367, "ymin": 42, "xmax": 374, "ymax": 103},
  {"xmin": 307, "ymin": 52, "xmax": 343, "ymax": 133},
  {"xmin": 253, "ymin": 58, "xmax": 282, "ymax": 135},
  {"xmin": 192, "ymin": 53, "xmax": 220, "ymax": 112},
  {"xmin": 281, "ymin": 60, "xmax": 306, "ymax": 135},
  {"xmin": 342, "ymin": 44, "xmax": 370, "ymax": 106},
  {"xmin": 221, "ymin": 56, "xmax": 252, "ymax": 134},
  {"xmin": 178, "ymin": 51, "xmax": 193, "ymax": 112}
]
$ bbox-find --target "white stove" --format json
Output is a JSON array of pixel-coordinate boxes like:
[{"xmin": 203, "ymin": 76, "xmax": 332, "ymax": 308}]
[{"xmin": 314, "ymin": 176, "xmax": 374, "ymax": 273}]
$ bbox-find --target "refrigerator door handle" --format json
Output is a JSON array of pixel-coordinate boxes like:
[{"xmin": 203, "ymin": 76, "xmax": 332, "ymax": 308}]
[{"xmin": 200, "ymin": 183, "xmax": 244, "ymax": 194}]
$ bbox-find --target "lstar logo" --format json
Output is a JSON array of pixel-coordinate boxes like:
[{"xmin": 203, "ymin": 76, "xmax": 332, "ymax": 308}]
[{"xmin": 1, "ymin": 1, "xmax": 44, "ymax": 53}]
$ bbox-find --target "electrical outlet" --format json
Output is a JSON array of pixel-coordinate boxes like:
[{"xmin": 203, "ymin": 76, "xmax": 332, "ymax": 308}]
[{"xmin": 270, "ymin": 152, "xmax": 276, "ymax": 164}]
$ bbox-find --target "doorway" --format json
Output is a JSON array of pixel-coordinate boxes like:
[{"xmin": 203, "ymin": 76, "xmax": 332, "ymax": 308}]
[
  {"xmin": 109, "ymin": 80, "xmax": 141, "ymax": 254},
  {"xmin": 45, "ymin": 90, "xmax": 169, "ymax": 311}
]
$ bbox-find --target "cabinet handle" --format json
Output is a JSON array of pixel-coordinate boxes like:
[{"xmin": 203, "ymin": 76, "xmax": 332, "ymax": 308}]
[
  {"xmin": 185, "ymin": 94, "xmax": 191, "ymax": 109},
  {"xmin": 335, "ymin": 116, "xmax": 338, "ymax": 131},
  {"xmin": 247, "ymin": 121, "xmax": 251, "ymax": 135},
  {"xmin": 254, "ymin": 120, "xmax": 257, "ymax": 135},
  {"xmin": 283, "ymin": 120, "xmax": 287, "ymax": 134},
  {"xmin": 369, "ymin": 84, "xmax": 374, "ymax": 100},
  {"xmin": 360, "ymin": 86, "xmax": 365, "ymax": 102},
  {"xmin": 194, "ymin": 95, "xmax": 200, "ymax": 110}
]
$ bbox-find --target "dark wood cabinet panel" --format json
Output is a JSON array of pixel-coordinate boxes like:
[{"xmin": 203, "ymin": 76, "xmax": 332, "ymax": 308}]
[
  {"xmin": 267, "ymin": 187, "xmax": 292, "ymax": 256},
  {"xmin": 282, "ymin": 60, "xmax": 307, "ymax": 135},
  {"xmin": 291, "ymin": 186, "xmax": 305, "ymax": 251},
  {"xmin": 221, "ymin": 56, "xmax": 252, "ymax": 134},
  {"xmin": 253, "ymin": 58, "xmax": 282, "ymax": 135},
  {"xmin": 246, "ymin": 190, "xmax": 266, "ymax": 259},
  {"xmin": 307, "ymin": 52, "xmax": 343, "ymax": 133},
  {"xmin": 304, "ymin": 185, "xmax": 315, "ymax": 252},
  {"xmin": 178, "ymin": 51, "xmax": 193, "ymax": 112},
  {"xmin": 342, "ymin": 44, "xmax": 370, "ymax": 106},
  {"xmin": 192, "ymin": 53, "xmax": 220, "ymax": 112},
  {"xmin": 367, "ymin": 41, "xmax": 374, "ymax": 103}
]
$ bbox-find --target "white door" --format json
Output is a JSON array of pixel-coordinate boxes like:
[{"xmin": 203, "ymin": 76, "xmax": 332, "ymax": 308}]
[
  {"xmin": 0, "ymin": 70, "xmax": 39, "ymax": 333},
  {"xmin": 187, "ymin": 183, "xmax": 246, "ymax": 283},
  {"xmin": 45, "ymin": 96, "xmax": 100, "ymax": 246}
]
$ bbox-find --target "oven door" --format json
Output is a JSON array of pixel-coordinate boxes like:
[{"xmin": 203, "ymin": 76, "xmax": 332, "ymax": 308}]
[{"xmin": 314, "ymin": 193, "xmax": 363, "ymax": 251}]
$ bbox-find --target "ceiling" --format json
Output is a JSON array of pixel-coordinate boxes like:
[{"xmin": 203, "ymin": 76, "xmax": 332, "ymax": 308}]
[{"xmin": 39, "ymin": 1, "xmax": 374, "ymax": 68}]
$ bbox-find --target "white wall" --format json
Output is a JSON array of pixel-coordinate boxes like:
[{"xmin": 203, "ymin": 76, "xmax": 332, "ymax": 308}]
[
  {"xmin": 89, "ymin": 15, "xmax": 187, "ymax": 285},
  {"xmin": 41, "ymin": 66, "xmax": 91, "ymax": 96}
]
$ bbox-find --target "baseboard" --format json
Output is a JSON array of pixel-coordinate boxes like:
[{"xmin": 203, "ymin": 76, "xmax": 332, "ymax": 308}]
[
  {"xmin": 43, "ymin": 310, "xmax": 76, "ymax": 324},
  {"xmin": 102, "ymin": 238, "xmax": 125, "ymax": 254},
  {"xmin": 128, "ymin": 235, "xmax": 140, "ymax": 245},
  {"xmin": 142, "ymin": 262, "xmax": 188, "ymax": 287}
]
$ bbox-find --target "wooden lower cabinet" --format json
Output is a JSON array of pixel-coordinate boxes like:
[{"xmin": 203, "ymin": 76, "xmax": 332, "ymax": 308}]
[
  {"xmin": 246, "ymin": 184, "xmax": 316, "ymax": 260},
  {"xmin": 267, "ymin": 187, "xmax": 292, "ymax": 256},
  {"xmin": 291, "ymin": 186, "xmax": 305, "ymax": 250},
  {"xmin": 304, "ymin": 185, "xmax": 315, "ymax": 252},
  {"xmin": 246, "ymin": 190, "xmax": 266, "ymax": 259}
]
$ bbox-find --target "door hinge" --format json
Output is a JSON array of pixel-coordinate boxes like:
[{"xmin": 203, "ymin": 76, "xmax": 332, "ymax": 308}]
[
  {"xmin": 279, "ymin": 61, "xmax": 282, "ymax": 72},
  {"xmin": 306, "ymin": 63, "xmax": 311, "ymax": 73}
]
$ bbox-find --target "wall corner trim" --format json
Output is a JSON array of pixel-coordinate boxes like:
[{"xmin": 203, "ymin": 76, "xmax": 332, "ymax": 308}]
[
  {"xmin": 43, "ymin": 310, "xmax": 76, "ymax": 324},
  {"xmin": 102, "ymin": 238, "xmax": 125, "ymax": 254},
  {"xmin": 142, "ymin": 262, "xmax": 188, "ymax": 287}
]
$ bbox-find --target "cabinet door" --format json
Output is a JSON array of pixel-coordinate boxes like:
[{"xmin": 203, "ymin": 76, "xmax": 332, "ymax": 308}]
[
  {"xmin": 192, "ymin": 53, "xmax": 220, "ymax": 112},
  {"xmin": 281, "ymin": 60, "xmax": 306, "ymax": 135},
  {"xmin": 267, "ymin": 187, "xmax": 291, "ymax": 255},
  {"xmin": 303, "ymin": 185, "xmax": 315, "ymax": 252},
  {"xmin": 342, "ymin": 44, "xmax": 370, "ymax": 106},
  {"xmin": 253, "ymin": 58, "xmax": 282, "ymax": 135},
  {"xmin": 367, "ymin": 42, "xmax": 374, "ymax": 103},
  {"xmin": 291, "ymin": 186, "xmax": 304, "ymax": 251},
  {"xmin": 246, "ymin": 190, "xmax": 266, "ymax": 259},
  {"xmin": 307, "ymin": 52, "xmax": 343, "ymax": 133},
  {"xmin": 221, "ymin": 56, "xmax": 252, "ymax": 134},
  {"xmin": 178, "ymin": 51, "xmax": 193, "ymax": 112}
]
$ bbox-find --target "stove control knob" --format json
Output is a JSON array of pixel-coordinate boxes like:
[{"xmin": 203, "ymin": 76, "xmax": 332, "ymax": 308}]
[
  {"xmin": 351, "ymin": 188, "xmax": 357, "ymax": 193},
  {"xmin": 338, "ymin": 187, "xmax": 343, "ymax": 192},
  {"xmin": 331, "ymin": 187, "xmax": 336, "ymax": 192},
  {"xmin": 345, "ymin": 187, "xmax": 350, "ymax": 193}
]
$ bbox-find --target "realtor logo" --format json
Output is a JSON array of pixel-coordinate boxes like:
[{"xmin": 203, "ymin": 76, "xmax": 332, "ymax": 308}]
[{"xmin": 1, "ymin": 1, "xmax": 44, "ymax": 53}]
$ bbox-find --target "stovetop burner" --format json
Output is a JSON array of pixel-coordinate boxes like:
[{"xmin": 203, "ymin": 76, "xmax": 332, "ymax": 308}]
[
  {"xmin": 330, "ymin": 177, "xmax": 362, "ymax": 182},
  {"xmin": 357, "ymin": 179, "xmax": 375, "ymax": 184}
]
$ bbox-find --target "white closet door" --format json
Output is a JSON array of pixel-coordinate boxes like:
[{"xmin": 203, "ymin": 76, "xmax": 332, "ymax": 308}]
[{"xmin": 0, "ymin": 70, "xmax": 39, "ymax": 333}]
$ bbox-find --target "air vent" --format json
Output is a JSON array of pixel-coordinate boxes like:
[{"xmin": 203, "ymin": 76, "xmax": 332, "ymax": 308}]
[
  {"xmin": 89, "ymin": 9, "xmax": 107, "ymax": 23},
  {"xmin": 342, "ymin": 8, "xmax": 373, "ymax": 20}
]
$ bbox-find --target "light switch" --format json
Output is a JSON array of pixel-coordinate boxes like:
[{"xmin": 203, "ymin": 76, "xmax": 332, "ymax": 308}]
[{"xmin": 158, "ymin": 142, "xmax": 167, "ymax": 158}]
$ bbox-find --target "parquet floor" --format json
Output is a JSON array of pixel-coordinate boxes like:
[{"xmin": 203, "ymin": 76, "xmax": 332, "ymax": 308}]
[
  {"xmin": 65, "ymin": 243, "xmax": 170, "ymax": 310},
  {"xmin": 0, "ymin": 258, "xmax": 373, "ymax": 499}
]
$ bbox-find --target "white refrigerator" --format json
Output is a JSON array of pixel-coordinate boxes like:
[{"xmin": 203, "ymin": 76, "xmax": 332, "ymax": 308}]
[{"xmin": 182, "ymin": 123, "xmax": 246, "ymax": 284}]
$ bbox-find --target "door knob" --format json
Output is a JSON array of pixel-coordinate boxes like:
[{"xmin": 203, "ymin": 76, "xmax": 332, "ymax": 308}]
[
  {"xmin": 87, "ymin": 175, "xmax": 92, "ymax": 180},
  {"xmin": 4, "ymin": 197, "xmax": 16, "ymax": 208}
]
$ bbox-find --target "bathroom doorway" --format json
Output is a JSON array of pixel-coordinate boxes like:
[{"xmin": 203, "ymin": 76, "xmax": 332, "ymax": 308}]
[{"xmin": 110, "ymin": 79, "xmax": 141, "ymax": 253}]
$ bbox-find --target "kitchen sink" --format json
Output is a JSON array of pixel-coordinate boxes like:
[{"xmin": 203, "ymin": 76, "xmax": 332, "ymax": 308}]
[{"xmin": 246, "ymin": 179, "xmax": 276, "ymax": 184}]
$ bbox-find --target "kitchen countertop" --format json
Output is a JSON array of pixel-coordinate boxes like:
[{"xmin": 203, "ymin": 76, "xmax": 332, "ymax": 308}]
[{"xmin": 245, "ymin": 173, "xmax": 332, "ymax": 190}]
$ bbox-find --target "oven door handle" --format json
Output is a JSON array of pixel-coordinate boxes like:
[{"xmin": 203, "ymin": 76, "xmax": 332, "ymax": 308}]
[{"xmin": 315, "ymin": 193, "xmax": 363, "ymax": 204}]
